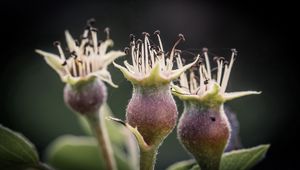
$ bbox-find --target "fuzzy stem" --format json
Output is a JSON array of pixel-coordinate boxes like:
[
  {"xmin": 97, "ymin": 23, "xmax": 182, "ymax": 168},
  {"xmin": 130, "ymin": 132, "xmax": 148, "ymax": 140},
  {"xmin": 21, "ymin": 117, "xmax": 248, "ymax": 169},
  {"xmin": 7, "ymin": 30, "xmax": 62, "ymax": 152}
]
[
  {"xmin": 86, "ymin": 111, "xmax": 117, "ymax": 170},
  {"xmin": 140, "ymin": 147, "xmax": 157, "ymax": 170},
  {"xmin": 195, "ymin": 156, "xmax": 220, "ymax": 170}
]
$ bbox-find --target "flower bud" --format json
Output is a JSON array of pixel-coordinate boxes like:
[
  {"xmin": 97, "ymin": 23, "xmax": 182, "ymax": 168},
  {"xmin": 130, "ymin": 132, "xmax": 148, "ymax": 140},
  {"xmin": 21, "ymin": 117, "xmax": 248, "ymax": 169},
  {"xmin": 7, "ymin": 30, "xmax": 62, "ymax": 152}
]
[
  {"xmin": 172, "ymin": 49, "xmax": 260, "ymax": 170},
  {"xmin": 126, "ymin": 85, "xmax": 177, "ymax": 146},
  {"xmin": 177, "ymin": 103, "xmax": 230, "ymax": 170},
  {"xmin": 114, "ymin": 32, "xmax": 198, "ymax": 169},
  {"xmin": 64, "ymin": 77, "xmax": 107, "ymax": 115}
]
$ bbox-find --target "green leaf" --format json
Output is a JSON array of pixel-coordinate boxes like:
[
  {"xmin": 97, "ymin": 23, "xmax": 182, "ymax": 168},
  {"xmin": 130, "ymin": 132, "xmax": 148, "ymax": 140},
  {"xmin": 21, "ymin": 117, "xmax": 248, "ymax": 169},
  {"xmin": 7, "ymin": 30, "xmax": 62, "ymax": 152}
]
[
  {"xmin": 166, "ymin": 159, "xmax": 196, "ymax": 170},
  {"xmin": 46, "ymin": 135, "xmax": 132, "ymax": 170},
  {"xmin": 220, "ymin": 144, "xmax": 270, "ymax": 170},
  {"xmin": 166, "ymin": 145, "xmax": 269, "ymax": 170},
  {"xmin": 0, "ymin": 124, "xmax": 40, "ymax": 170}
]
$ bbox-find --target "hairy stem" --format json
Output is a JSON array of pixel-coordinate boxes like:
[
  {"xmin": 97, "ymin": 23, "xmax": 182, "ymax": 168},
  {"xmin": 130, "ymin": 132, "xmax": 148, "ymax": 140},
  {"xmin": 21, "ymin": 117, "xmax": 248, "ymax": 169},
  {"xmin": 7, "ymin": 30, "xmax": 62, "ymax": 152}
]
[
  {"xmin": 140, "ymin": 147, "xmax": 157, "ymax": 170},
  {"xmin": 86, "ymin": 111, "xmax": 117, "ymax": 170}
]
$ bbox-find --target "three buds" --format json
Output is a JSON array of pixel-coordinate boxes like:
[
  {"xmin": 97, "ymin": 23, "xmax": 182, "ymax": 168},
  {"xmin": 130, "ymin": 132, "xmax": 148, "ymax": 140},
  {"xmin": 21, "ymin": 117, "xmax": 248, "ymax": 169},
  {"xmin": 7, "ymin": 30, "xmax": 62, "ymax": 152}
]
[{"xmin": 37, "ymin": 20, "xmax": 261, "ymax": 170}]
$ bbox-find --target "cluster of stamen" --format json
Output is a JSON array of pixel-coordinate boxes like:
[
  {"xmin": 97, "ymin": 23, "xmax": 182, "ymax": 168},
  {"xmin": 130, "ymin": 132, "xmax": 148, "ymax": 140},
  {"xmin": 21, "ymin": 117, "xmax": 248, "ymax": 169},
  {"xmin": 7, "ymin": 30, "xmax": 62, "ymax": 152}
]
[
  {"xmin": 176, "ymin": 48, "xmax": 237, "ymax": 95},
  {"xmin": 53, "ymin": 19, "xmax": 111, "ymax": 77},
  {"xmin": 124, "ymin": 30, "xmax": 185, "ymax": 76}
]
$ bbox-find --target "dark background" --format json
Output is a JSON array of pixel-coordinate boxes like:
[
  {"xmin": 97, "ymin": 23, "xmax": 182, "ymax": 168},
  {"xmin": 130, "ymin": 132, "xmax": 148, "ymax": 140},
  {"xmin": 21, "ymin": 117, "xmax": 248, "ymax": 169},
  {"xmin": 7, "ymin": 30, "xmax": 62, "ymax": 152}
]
[{"xmin": 0, "ymin": 0, "xmax": 297, "ymax": 169}]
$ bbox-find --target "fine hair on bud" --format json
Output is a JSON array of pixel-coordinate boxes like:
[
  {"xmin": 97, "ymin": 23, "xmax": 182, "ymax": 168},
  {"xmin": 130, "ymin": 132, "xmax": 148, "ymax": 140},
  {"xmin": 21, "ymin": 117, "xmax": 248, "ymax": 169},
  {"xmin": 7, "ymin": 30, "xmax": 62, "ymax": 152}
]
[
  {"xmin": 64, "ymin": 78, "xmax": 107, "ymax": 115},
  {"xmin": 126, "ymin": 85, "xmax": 178, "ymax": 146}
]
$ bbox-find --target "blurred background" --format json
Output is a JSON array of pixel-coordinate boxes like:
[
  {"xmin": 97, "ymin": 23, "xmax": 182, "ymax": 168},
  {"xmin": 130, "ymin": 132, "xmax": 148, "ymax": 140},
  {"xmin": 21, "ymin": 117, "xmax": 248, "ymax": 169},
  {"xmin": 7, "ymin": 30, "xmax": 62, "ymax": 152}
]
[{"xmin": 0, "ymin": 0, "xmax": 296, "ymax": 169}]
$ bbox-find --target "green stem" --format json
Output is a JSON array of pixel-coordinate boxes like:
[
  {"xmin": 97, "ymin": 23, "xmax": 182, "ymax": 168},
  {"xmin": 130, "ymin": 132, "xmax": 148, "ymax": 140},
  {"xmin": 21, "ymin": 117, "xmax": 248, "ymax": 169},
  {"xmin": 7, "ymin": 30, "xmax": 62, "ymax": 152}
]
[
  {"xmin": 86, "ymin": 111, "xmax": 117, "ymax": 170},
  {"xmin": 140, "ymin": 147, "xmax": 157, "ymax": 170}
]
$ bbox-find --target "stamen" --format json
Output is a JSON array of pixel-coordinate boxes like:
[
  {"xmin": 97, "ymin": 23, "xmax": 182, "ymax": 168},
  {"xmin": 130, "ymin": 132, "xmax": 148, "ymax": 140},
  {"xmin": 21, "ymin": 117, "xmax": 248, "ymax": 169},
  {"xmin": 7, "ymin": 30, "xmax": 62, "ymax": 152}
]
[
  {"xmin": 86, "ymin": 58, "xmax": 90, "ymax": 74},
  {"xmin": 154, "ymin": 30, "xmax": 165, "ymax": 67},
  {"xmin": 54, "ymin": 41, "xmax": 66, "ymax": 61},
  {"xmin": 145, "ymin": 37, "xmax": 155, "ymax": 67},
  {"xmin": 141, "ymin": 41, "xmax": 145, "ymax": 74},
  {"xmin": 176, "ymin": 54, "xmax": 188, "ymax": 89},
  {"xmin": 104, "ymin": 27, "xmax": 110, "ymax": 39},
  {"xmin": 91, "ymin": 28, "xmax": 98, "ymax": 53},
  {"xmin": 168, "ymin": 34, "xmax": 185, "ymax": 70},
  {"xmin": 199, "ymin": 64, "xmax": 205, "ymax": 93},
  {"xmin": 203, "ymin": 48, "xmax": 211, "ymax": 80},
  {"xmin": 216, "ymin": 56, "xmax": 223, "ymax": 84},
  {"xmin": 87, "ymin": 18, "xmax": 96, "ymax": 27},
  {"xmin": 129, "ymin": 34, "xmax": 135, "ymax": 42},
  {"xmin": 80, "ymin": 29, "xmax": 89, "ymax": 51},
  {"xmin": 144, "ymin": 33, "xmax": 150, "ymax": 72},
  {"xmin": 124, "ymin": 47, "xmax": 130, "ymax": 55},
  {"xmin": 220, "ymin": 49, "xmax": 236, "ymax": 93},
  {"xmin": 71, "ymin": 59, "xmax": 77, "ymax": 77}
]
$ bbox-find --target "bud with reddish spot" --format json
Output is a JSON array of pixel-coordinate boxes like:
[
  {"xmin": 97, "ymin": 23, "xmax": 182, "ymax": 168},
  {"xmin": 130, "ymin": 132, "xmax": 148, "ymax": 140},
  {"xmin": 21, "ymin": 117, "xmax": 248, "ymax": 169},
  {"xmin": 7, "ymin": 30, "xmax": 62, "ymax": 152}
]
[{"xmin": 172, "ymin": 49, "xmax": 260, "ymax": 170}]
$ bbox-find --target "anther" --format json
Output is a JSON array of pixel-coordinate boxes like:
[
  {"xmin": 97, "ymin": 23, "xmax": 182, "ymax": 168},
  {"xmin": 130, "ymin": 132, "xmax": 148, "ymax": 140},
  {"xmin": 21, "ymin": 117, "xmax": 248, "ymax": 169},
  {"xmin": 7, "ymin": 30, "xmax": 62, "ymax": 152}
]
[
  {"xmin": 204, "ymin": 79, "xmax": 209, "ymax": 85},
  {"xmin": 218, "ymin": 57, "xmax": 225, "ymax": 62},
  {"xmin": 231, "ymin": 48, "xmax": 237, "ymax": 55},
  {"xmin": 154, "ymin": 30, "xmax": 160, "ymax": 35},
  {"xmin": 53, "ymin": 41, "xmax": 61, "ymax": 46},
  {"xmin": 62, "ymin": 60, "xmax": 67, "ymax": 66},
  {"xmin": 213, "ymin": 56, "xmax": 219, "ymax": 61},
  {"xmin": 124, "ymin": 47, "xmax": 130, "ymax": 54},
  {"xmin": 157, "ymin": 51, "xmax": 164, "ymax": 56},
  {"xmin": 197, "ymin": 57, "xmax": 204, "ymax": 64},
  {"xmin": 129, "ymin": 34, "xmax": 135, "ymax": 41},
  {"xmin": 178, "ymin": 34, "xmax": 185, "ymax": 41},
  {"xmin": 70, "ymin": 51, "xmax": 77, "ymax": 58},
  {"xmin": 87, "ymin": 18, "xmax": 96, "ymax": 27},
  {"xmin": 142, "ymin": 32, "xmax": 150, "ymax": 37},
  {"xmin": 150, "ymin": 45, "xmax": 156, "ymax": 50},
  {"xmin": 202, "ymin": 47, "xmax": 208, "ymax": 53},
  {"xmin": 224, "ymin": 61, "xmax": 229, "ymax": 66}
]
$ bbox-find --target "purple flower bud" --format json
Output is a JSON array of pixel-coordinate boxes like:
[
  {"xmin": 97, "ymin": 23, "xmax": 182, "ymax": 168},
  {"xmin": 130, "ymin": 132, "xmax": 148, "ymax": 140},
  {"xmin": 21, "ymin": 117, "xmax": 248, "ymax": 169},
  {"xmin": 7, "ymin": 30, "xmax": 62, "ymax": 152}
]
[
  {"xmin": 126, "ymin": 85, "xmax": 177, "ymax": 146},
  {"xmin": 178, "ymin": 103, "xmax": 230, "ymax": 170},
  {"xmin": 64, "ymin": 77, "xmax": 107, "ymax": 115}
]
